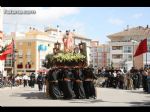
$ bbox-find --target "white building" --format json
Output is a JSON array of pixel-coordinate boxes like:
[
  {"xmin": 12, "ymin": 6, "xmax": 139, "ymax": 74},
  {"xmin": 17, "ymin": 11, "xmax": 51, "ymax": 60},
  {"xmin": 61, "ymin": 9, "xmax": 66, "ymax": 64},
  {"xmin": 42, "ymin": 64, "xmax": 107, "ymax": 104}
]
[
  {"xmin": 107, "ymin": 25, "xmax": 150, "ymax": 70},
  {"xmin": 90, "ymin": 41, "xmax": 110, "ymax": 68}
]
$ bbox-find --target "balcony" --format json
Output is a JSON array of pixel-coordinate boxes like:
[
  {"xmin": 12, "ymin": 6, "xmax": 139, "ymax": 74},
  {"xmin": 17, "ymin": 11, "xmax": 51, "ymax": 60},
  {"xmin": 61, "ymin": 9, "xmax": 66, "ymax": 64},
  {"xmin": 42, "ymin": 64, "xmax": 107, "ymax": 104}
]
[
  {"xmin": 111, "ymin": 50, "xmax": 123, "ymax": 54},
  {"xmin": 18, "ymin": 55, "xmax": 23, "ymax": 58},
  {"xmin": 17, "ymin": 64, "xmax": 23, "ymax": 69},
  {"xmin": 112, "ymin": 58, "xmax": 123, "ymax": 63},
  {"xmin": 25, "ymin": 63, "xmax": 31, "ymax": 69}
]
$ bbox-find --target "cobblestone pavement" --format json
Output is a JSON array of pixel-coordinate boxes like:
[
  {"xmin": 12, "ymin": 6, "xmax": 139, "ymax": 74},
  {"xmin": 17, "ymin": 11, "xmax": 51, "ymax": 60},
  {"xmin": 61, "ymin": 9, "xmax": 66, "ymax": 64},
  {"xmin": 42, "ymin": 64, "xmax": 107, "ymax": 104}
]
[{"xmin": 0, "ymin": 85, "xmax": 150, "ymax": 107}]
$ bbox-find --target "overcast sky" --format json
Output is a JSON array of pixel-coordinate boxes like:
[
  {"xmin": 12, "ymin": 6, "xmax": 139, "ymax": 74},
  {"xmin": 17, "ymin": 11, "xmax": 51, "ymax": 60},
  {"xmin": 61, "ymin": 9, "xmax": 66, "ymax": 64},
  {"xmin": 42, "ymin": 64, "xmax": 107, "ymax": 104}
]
[{"xmin": 3, "ymin": 7, "xmax": 150, "ymax": 44}]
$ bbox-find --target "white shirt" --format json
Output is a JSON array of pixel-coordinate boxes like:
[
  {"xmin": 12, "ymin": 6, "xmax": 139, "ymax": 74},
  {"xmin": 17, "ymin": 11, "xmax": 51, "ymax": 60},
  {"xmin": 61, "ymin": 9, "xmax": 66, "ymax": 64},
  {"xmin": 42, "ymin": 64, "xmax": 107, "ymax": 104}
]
[
  {"xmin": 113, "ymin": 72, "xmax": 117, "ymax": 77},
  {"xmin": 23, "ymin": 75, "xmax": 28, "ymax": 80}
]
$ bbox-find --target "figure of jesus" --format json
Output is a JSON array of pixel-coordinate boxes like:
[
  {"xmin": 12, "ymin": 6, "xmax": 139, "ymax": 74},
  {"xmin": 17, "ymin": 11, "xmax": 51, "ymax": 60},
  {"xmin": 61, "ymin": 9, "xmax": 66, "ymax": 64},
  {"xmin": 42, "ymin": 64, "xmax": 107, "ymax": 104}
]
[{"xmin": 63, "ymin": 31, "xmax": 74, "ymax": 52}]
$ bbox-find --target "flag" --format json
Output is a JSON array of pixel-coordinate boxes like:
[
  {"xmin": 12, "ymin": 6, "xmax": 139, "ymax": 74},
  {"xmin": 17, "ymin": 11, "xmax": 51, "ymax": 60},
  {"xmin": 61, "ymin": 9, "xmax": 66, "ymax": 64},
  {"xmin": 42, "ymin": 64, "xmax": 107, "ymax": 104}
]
[
  {"xmin": 2, "ymin": 48, "xmax": 13, "ymax": 55},
  {"xmin": 6, "ymin": 42, "xmax": 13, "ymax": 50},
  {"xmin": 1, "ymin": 39, "xmax": 14, "ymax": 55},
  {"xmin": 0, "ymin": 54, "xmax": 7, "ymax": 60},
  {"xmin": 134, "ymin": 38, "xmax": 148, "ymax": 57},
  {"xmin": 0, "ymin": 31, "xmax": 3, "ymax": 40}
]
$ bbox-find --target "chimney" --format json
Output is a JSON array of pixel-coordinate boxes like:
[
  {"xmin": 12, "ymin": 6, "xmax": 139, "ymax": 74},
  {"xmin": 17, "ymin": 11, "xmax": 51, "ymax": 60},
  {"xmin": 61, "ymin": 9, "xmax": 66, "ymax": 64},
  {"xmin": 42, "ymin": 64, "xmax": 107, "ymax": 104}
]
[
  {"xmin": 127, "ymin": 25, "xmax": 129, "ymax": 30},
  {"xmin": 29, "ymin": 27, "xmax": 32, "ymax": 32}
]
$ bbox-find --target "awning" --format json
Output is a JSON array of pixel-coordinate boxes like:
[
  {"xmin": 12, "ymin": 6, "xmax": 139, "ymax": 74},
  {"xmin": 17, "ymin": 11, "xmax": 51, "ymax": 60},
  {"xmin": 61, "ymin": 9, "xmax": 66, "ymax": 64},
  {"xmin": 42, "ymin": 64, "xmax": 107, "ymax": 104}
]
[{"xmin": 37, "ymin": 69, "xmax": 49, "ymax": 73}]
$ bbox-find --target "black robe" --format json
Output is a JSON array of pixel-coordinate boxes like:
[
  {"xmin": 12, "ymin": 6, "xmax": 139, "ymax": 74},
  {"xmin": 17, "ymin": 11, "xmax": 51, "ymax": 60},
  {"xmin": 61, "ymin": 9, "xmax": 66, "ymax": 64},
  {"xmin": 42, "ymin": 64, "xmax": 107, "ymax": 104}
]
[
  {"xmin": 72, "ymin": 69, "xmax": 85, "ymax": 99},
  {"xmin": 37, "ymin": 75, "xmax": 44, "ymax": 91},
  {"xmin": 48, "ymin": 69, "xmax": 61, "ymax": 99},
  {"xmin": 57, "ymin": 69, "xmax": 64, "ymax": 95},
  {"xmin": 62, "ymin": 69, "xmax": 75, "ymax": 99},
  {"xmin": 30, "ymin": 73, "xmax": 35, "ymax": 88},
  {"xmin": 83, "ymin": 68, "xmax": 97, "ymax": 99}
]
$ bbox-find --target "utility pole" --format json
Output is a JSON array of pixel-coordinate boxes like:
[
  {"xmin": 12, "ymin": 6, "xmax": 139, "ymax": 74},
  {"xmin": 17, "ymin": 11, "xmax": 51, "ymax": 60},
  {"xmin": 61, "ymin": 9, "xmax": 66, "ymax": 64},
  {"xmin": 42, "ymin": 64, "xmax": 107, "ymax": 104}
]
[
  {"xmin": 12, "ymin": 22, "xmax": 17, "ymax": 77},
  {"xmin": 12, "ymin": 38, "xmax": 15, "ymax": 76}
]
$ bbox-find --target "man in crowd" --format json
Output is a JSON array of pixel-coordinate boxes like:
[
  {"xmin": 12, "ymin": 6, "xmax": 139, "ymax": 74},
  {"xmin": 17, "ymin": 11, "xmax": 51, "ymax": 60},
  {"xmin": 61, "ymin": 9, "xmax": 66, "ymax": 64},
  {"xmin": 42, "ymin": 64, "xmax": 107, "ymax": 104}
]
[
  {"xmin": 23, "ymin": 73, "xmax": 28, "ymax": 87},
  {"xmin": 37, "ymin": 72, "xmax": 44, "ymax": 91}
]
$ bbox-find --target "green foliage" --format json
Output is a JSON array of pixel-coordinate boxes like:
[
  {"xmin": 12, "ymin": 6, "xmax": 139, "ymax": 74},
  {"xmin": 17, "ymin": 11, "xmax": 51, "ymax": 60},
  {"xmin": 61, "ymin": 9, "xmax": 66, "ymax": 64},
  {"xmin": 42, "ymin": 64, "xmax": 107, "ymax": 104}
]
[
  {"xmin": 53, "ymin": 52, "xmax": 86, "ymax": 63},
  {"xmin": 44, "ymin": 52, "xmax": 87, "ymax": 68}
]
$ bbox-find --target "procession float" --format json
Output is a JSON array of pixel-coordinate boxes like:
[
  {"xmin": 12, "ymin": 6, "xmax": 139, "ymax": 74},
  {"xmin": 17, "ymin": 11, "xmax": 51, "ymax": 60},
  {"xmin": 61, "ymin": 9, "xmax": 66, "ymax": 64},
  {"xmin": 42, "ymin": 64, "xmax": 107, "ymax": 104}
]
[
  {"xmin": 44, "ymin": 30, "xmax": 88, "ymax": 97},
  {"xmin": 44, "ymin": 30, "xmax": 88, "ymax": 69}
]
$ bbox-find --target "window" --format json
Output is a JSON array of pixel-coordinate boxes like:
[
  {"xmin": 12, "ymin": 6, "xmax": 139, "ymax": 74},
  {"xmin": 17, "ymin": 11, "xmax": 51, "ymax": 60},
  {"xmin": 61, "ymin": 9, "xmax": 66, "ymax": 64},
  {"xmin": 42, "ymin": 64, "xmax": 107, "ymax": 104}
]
[
  {"xmin": 18, "ymin": 59, "xmax": 22, "ymax": 63},
  {"xmin": 94, "ymin": 59, "xmax": 98, "ymax": 63},
  {"xmin": 98, "ymin": 48, "xmax": 102, "ymax": 52},
  {"xmin": 107, "ymin": 54, "xmax": 110, "ymax": 59},
  {"xmin": 124, "ymin": 46, "xmax": 132, "ymax": 53},
  {"xmin": 27, "ymin": 58, "xmax": 31, "ymax": 62},
  {"xmin": 124, "ymin": 54, "xmax": 132, "ymax": 61},
  {"xmin": 98, "ymin": 56, "xmax": 102, "ymax": 60},
  {"xmin": 5, "ymin": 59, "xmax": 12, "ymax": 67},
  {"xmin": 103, "ymin": 47, "xmax": 108, "ymax": 52},
  {"xmin": 25, "ymin": 62, "xmax": 31, "ymax": 69},
  {"xmin": 90, "ymin": 48, "xmax": 93, "ymax": 52},
  {"xmin": 27, "ymin": 42, "xmax": 31, "ymax": 46},
  {"xmin": 17, "ymin": 62, "xmax": 23, "ymax": 69},
  {"xmin": 128, "ymin": 55, "xmax": 132, "ymax": 61},
  {"xmin": 148, "ymin": 46, "xmax": 150, "ymax": 52},
  {"xmin": 94, "ymin": 53, "xmax": 98, "ymax": 57},
  {"xmin": 94, "ymin": 47, "xmax": 97, "ymax": 52},
  {"xmin": 27, "ymin": 49, "xmax": 31, "ymax": 56},
  {"xmin": 112, "ymin": 46, "xmax": 122, "ymax": 50},
  {"xmin": 106, "ymin": 47, "xmax": 110, "ymax": 52},
  {"xmin": 7, "ymin": 54, "xmax": 12, "ymax": 58},
  {"xmin": 98, "ymin": 53, "xmax": 102, "ymax": 57},
  {"xmin": 112, "ymin": 54, "xmax": 123, "ymax": 59},
  {"xmin": 98, "ymin": 59, "xmax": 102, "ymax": 62},
  {"xmin": 18, "ymin": 50, "xmax": 23, "ymax": 58}
]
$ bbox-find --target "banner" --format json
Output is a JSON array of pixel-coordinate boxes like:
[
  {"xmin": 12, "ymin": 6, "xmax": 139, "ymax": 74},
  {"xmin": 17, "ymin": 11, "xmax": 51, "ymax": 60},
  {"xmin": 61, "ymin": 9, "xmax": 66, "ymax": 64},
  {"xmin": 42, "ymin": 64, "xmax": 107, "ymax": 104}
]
[{"xmin": 134, "ymin": 38, "xmax": 148, "ymax": 57}]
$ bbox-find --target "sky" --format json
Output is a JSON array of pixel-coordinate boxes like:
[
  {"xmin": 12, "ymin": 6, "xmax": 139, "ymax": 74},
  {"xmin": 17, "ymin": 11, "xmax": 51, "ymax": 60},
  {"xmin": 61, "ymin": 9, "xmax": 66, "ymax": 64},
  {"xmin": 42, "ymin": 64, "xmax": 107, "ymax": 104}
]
[{"xmin": 2, "ymin": 7, "xmax": 150, "ymax": 44}]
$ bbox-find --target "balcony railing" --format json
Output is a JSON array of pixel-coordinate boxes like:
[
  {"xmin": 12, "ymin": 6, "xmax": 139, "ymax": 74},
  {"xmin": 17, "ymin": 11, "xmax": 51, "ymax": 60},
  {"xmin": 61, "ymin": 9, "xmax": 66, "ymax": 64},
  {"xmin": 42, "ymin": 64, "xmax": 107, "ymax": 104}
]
[{"xmin": 17, "ymin": 64, "xmax": 23, "ymax": 69}]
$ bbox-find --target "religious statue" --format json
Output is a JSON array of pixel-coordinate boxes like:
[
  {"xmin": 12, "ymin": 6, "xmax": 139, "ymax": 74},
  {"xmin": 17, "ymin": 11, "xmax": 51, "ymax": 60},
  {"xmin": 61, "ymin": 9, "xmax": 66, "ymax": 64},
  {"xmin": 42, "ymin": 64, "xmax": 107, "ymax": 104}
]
[{"xmin": 63, "ymin": 30, "xmax": 74, "ymax": 52}]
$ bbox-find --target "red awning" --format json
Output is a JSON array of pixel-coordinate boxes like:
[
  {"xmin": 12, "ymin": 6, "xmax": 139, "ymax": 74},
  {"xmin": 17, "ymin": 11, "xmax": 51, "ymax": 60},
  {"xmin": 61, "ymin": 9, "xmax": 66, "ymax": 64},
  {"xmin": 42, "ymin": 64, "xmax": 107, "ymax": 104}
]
[{"xmin": 37, "ymin": 69, "xmax": 49, "ymax": 73}]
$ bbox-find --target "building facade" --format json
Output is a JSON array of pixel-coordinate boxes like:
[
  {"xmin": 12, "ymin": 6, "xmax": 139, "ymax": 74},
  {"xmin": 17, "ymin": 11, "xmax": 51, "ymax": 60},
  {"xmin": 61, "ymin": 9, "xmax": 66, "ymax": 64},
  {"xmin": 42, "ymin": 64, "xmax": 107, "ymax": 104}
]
[
  {"xmin": 3, "ymin": 27, "xmax": 63, "ymax": 76},
  {"xmin": 90, "ymin": 41, "xmax": 110, "ymax": 68},
  {"xmin": 108, "ymin": 25, "xmax": 150, "ymax": 70},
  {"xmin": 15, "ymin": 27, "xmax": 64, "ymax": 76}
]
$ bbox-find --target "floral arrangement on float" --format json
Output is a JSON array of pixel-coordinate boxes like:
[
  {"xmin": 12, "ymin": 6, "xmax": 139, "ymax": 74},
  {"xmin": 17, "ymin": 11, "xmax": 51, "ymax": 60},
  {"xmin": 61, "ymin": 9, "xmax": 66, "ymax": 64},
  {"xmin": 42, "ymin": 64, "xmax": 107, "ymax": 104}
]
[
  {"xmin": 53, "ymin": 52, "xmax": 86, "ymax": 67},
  {"xmin": 44, "ymin": 30, "xmax": 87, "ymax": 68}
]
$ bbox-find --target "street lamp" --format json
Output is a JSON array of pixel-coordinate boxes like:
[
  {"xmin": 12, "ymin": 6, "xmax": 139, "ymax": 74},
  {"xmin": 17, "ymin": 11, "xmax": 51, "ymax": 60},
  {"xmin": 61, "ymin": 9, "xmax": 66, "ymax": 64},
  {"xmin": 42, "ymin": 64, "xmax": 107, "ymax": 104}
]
[
  {"xmin": 55, "ymin": 41, "xmax": 61, "ymax": 50},
  {"xmin": 131, "ymin": 39, "xmax": 137, "ymax": 67}
]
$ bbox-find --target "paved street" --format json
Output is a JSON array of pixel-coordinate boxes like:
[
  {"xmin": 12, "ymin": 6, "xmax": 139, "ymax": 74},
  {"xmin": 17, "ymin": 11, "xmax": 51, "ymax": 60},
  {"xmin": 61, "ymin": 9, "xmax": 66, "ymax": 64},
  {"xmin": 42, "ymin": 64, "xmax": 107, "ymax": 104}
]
[{"xmin": 0, "ymin": 85, "xmax": 150, "ymax": 107}]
